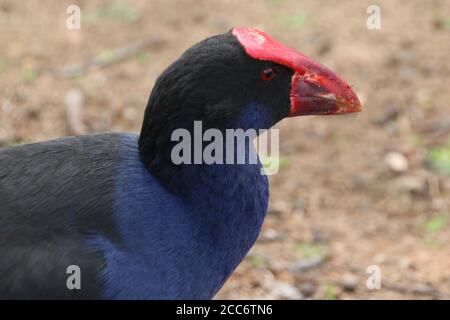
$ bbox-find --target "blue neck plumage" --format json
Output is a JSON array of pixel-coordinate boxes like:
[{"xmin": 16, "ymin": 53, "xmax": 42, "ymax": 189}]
[
  {"xmin": 143, "ymin": 101, "xmax": 271, "ymax": 248},
  {"xmin": 143, "ymin": 102, "xmax": 273, "ymax": 201}
]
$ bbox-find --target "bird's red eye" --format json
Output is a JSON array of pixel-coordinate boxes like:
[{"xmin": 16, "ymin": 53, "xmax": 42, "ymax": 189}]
[{"xmin": 261, "ymin": 67, "xmax": 278, "ymax": 81}]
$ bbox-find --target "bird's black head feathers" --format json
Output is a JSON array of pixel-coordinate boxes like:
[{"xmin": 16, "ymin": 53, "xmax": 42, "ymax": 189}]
[{"xmin": 139, "ymin": 30, "xmax": 293, "ymax": 174}]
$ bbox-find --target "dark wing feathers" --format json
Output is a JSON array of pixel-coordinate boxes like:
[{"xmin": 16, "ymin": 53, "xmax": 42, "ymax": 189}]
[{"xmin": 0, "ymin": 133, "xmax": 125, "ymax": 298}]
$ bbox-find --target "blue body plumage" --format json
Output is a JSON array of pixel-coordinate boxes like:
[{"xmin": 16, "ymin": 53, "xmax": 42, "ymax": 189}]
[{"xmin": 95, "ymin": 135, "xmax": 268, "ymax": 299}]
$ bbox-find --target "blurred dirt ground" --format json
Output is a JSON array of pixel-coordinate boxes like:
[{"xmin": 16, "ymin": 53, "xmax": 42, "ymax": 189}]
[{"xmin": 1, "ymin": 0, "xmax": 449, "ymax": 299}]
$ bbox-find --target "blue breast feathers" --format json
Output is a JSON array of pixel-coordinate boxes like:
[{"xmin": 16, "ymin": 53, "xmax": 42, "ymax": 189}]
[{"xmin": 91, "ymin": 134, "xmax": 268, "ymax": 299}]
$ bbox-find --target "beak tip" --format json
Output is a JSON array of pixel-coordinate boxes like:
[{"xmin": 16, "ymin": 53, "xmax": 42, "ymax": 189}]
[
  {"xmin": 338, "ymin": 87, "xmax": 363, "ymax": 114},
  {"xmin": 341, "ymin": 101, "xmax": 363, "ymax": 115}
]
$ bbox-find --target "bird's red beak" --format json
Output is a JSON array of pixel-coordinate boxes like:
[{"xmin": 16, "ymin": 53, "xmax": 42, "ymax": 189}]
[{"xmin": 232, "ymin": 27, "xmax": 362, "ymax": 116}]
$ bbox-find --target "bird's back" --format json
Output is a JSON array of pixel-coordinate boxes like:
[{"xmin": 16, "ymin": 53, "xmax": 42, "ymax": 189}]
[{"xmin": 0, "ymin": 133, "xmax": 127, "ymax": 298}]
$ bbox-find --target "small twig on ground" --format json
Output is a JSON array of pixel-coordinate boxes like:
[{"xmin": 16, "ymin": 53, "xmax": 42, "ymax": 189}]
[
  {"xmin": 64, "ymin": 89, "xmax": 87, "ymax": 135},
  {"xmin": 381, "ymin": 281, "xmax": 449, "ymax": 299},
  {"xmin": 56, "ymin": 38, "xmax": 165, "ymax": 78},
  {"xmin": 288, "ymin": 256, "xmax": 326, "ymax": 273}
]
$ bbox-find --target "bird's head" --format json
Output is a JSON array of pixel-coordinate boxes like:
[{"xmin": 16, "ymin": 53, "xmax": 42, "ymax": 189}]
[
  {"xmin": 139, "ymin": 27, "xmax": 362, "ymax": 170},
  {"xmin": 231, "ymin": 27, "xmax": 362, "ymax": 120}
]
